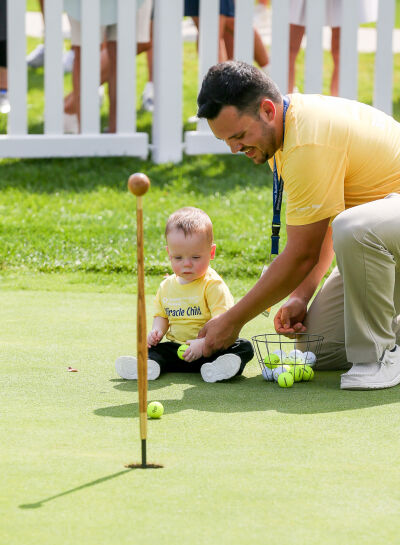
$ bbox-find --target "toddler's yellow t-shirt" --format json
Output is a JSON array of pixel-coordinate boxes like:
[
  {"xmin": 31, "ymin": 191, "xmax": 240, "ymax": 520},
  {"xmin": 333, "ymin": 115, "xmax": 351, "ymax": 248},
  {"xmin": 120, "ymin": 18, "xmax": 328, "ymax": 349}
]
[{"xmin": 154, "ymin": 267, "xmax": 234, "ymax": 344}]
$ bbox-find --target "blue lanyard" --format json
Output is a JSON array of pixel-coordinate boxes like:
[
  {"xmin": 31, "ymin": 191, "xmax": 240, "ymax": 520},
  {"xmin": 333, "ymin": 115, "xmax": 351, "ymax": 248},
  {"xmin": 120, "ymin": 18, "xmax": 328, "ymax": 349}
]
[{"xmin": 271, "ymin": 95, "xmax": 290, "ymax": 256}]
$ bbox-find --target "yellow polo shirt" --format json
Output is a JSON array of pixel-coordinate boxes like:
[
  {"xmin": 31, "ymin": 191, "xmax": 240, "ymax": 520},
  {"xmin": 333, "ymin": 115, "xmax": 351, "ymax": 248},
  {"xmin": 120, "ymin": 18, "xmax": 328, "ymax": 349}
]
[
  {"xmin": 269, "ymin": 94, "xmax": 400, "ymax": 225},
  {"xmin": 154, "ymin": 267, "xmax": 234, "ymax": 344}
]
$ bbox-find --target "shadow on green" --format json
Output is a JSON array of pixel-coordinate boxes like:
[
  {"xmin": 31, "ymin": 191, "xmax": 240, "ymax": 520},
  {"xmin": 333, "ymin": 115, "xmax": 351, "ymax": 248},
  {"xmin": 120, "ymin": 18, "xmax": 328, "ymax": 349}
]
[
  {"xmin": 19, "ymin": 469, "xmax": 137, "ymax": 510},
  {"xmin": 95, "ymin": 373, "xmax": 400, "ymax": 416}
]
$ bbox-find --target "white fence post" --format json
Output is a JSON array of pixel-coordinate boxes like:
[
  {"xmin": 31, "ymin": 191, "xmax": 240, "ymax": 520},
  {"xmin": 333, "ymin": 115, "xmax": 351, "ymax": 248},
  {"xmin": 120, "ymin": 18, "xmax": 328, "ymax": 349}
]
[
  {"xmin": 7, "ymin": 0, "xmax": 27, "ymax": 135},
  {"xmin": 195, "ymin": 0, "xmax": 218, "ymax": 135},
  {"xmin": 270, "ymin": 0, "xmax": 290, "ymax": 94},
  {"xmin": 117, "ymin": 0, "xmax": 136, "ymax": 133},
  {"xmin": 234, "ymin": 0, "xmax": 254, "ymax": 64},
  {"xmin": 304, "ymin": 0, "xmax": 325, "ymax": 94},
  {"xmin": 374, "ymin": 0, "xmax": 395, "ymax": 115},
  {"xmin": 339, "ymin": 2, "xmax": 359, "ymax": 99},
  {"xmin": 81, "ymin": 0, "xmax": 100, "ymax": 134},
  {"xmin": 198, "ymin": 0, "xmax": 219, "ymax": 88},
  {"xmin": 44, "ymin": 0, "xmax": 63, "ymax": 135},
  {"xmin": 184, "ymin": 0, "xmax": 229, "ymax": 155},
  {"xmin": 152, "ymin": 0, "xmax": 184, "ymax": 164}
]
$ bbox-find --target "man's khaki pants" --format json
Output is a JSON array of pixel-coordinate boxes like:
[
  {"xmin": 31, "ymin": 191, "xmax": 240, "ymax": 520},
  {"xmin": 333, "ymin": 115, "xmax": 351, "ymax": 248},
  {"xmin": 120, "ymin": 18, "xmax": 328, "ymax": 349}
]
[{"xmin": 304, "ymin": 193, "xmax": 400, "ymax": 370}]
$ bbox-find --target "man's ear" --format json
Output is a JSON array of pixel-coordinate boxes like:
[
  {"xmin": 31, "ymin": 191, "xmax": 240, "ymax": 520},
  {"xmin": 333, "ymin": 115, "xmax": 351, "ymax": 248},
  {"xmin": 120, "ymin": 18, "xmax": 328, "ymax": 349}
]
[
  {"xmin": 210, "ymin": 244, "xmax": 216, "ymax": 260},
  {"xmin": 260, "ymin": 98, "xmax": 276, "ymax": 122},
  {"xmin": 166, "ymin": 245, "xmax": 170, "ymax": 257}
]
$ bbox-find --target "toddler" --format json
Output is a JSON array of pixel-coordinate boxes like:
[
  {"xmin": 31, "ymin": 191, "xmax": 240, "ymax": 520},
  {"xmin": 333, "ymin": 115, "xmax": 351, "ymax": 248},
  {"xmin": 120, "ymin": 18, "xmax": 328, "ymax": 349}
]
[{"xmin": 115, "ymin": 207, "xmax": 253, "ymax": 382}]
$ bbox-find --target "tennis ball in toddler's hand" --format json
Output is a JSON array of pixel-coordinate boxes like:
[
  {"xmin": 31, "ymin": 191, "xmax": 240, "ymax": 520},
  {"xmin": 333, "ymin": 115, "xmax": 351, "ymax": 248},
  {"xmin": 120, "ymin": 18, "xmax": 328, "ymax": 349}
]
[
  {"xmin": 278, "ymin": 372, "xmax": 294, "ymax": 388},
  {"xmin": 291, "ymin": 366, "xmax": 304, "ymax": 382},
  {"xmin": 262, "ymin": 367, "xmax": 274, "ymax": 381},
  {"xmin": 147, "ymin": 401, "xmax": 164, "ymax": 419},
  {"xmin": 302, "ymin": 365, "xmax": 314, "ymax": 381},
  {"xmin": 264, "ymin": 353, "xmax": 281, "ymax": 369},
  {"xmin": 177, "ymin": 344, "xmax": 189, "ymax": 360}
]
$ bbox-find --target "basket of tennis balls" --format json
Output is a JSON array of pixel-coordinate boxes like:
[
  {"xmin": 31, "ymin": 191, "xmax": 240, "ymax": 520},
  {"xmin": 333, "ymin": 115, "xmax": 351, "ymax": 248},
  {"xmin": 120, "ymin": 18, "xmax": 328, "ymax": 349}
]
[{"xmin": 251, "ymin": 333, "xmax": 324, "ymax": 388}]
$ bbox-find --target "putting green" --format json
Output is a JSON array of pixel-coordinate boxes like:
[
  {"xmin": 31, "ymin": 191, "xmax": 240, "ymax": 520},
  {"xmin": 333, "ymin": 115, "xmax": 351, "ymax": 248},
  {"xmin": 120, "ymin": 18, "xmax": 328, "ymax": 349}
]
[{"xmin": 2, "ymin": 289, "xmax": 400, "ymax": 545}]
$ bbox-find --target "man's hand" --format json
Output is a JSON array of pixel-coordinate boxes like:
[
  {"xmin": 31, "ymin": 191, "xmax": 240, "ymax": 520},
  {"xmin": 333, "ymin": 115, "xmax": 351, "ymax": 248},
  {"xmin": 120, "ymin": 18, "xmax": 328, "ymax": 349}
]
[
  {"xmin": 197, "ymin": 313, "xmax": 241, "ymax": 357},
  {"xmin": 274, "ymin": 297, "xmax": 308, "ymax": 337}
]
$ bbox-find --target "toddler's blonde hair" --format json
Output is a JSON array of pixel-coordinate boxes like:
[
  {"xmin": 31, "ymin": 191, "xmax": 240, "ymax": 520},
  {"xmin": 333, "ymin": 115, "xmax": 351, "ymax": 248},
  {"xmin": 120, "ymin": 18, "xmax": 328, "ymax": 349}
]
[{"xmin": 165, "ymin": 207, "xmax": 213, "ymax": 244}]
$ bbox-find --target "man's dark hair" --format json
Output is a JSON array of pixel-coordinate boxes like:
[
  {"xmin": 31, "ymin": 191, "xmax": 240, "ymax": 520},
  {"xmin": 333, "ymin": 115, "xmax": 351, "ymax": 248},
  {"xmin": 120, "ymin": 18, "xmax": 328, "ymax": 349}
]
[{"xmin": 197, "ymin": 61, "xmax": 282, "ymax": 120}]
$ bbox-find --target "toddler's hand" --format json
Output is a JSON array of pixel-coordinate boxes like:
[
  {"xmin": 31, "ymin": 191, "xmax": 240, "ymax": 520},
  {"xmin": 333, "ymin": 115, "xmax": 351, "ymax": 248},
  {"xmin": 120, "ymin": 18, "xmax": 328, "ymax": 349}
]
[
  {"xmin": 183, "ymin": 338, "xmax": 204, "ymax": 362},
  {"xmin": 147, "ymin": 329, "xmax": 163, "ymax": 347}
]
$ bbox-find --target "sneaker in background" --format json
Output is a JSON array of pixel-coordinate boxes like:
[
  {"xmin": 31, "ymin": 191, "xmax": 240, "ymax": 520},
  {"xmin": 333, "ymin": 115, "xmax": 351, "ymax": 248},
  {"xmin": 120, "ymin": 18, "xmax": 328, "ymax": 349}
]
[
  {"xmin": 0, "ymin": 90, "xmax": 10, "ymax": 114},
  {"xmin": 27, "ymin": 44, "xmax": 45, "ymax": 68},
  {"xmin": 341, "ymin": 345, "xmax": 400, "ymax": 390},
  {"xmin": 98, "ymin": 84, "xmax": 105, "ymax": 107},
  {"xmin": 115, "ymin": 356, "xmax": 161, "ymax": 380},
  {"xmin": 200, "ymin": 354, "xmax": 241, "ymax": 383},
  {"xmin": 63, "ymin": 49, "xmax": 75, "ymax": 73},
  {"xmin": 63, "ymin": 113, "xmax": 79, "ymax": 134},
  {"xmin": 141, "ymin": 81, "xmax": 154, "ymax": 112}
]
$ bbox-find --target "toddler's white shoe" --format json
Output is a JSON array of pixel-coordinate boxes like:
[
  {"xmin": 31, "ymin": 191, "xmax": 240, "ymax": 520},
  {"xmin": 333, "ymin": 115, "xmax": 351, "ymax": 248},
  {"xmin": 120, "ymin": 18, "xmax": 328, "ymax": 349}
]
[
  {"xmin": 340, "ymin": 345, "xmax": 400, "ymax": 390},
  {"xmin": 200, "ymin": 354, "xmax": 241, "ymax": 383},
  {"xmin": 115, "ymin": 356, "xmax": 160, "ymax": 380}
]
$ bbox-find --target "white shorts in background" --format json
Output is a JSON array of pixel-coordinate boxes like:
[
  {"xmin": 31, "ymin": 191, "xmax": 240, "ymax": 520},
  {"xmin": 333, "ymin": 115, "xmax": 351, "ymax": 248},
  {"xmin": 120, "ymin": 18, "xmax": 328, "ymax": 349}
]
[
  {"xmin": 68, "ymin": 0, "xmax": 152, "ymax": 46},
  {"xmin": 69, "ymin": 18, "xmax": 112, "ymax": 46},
  {"xmin": 136, "ymin": 0, "xmax": 152, "ymax": 43},
  {"xmin": 289, "ymin": 0, "xmax": 378, "ymax": 28}
]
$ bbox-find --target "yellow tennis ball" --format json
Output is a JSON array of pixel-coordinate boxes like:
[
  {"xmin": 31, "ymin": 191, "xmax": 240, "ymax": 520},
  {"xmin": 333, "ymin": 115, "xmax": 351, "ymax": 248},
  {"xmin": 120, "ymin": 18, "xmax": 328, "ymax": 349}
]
[
  {"xmin": 291, "ymin": 365, "xmax": 304, "ymax": 382},
  {"xmin": 277, "ymin": 372, "xmax": 294, "ymax": 388},
  {"xmin": 302, "ymin": 365, "xmax": 314, "ymax": 381},
  {"xmin": 177, "ymin": 344, "xmax": 189, "ymax": 360},
  {"xmin": 147, "ymin": 401, "xmax": 164, "ymax": 419},
  {"xmin": 264, "ymin": 353, "xmax": 281, "ymax": 369}
]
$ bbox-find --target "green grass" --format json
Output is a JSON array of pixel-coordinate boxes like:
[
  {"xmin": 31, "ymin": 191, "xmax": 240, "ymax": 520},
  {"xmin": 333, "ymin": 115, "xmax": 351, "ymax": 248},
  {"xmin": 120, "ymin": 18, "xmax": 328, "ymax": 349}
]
[
  {"xmin": 3, "ymin": 290, "xmax": 400, "ymax": 545},
  {"xmin": 3, "ymin": 41, "xmax": 400, "ymax": 283},
  {"xmin": 0, "ymin": 153, "xmax": 276, "ymax": 278},
  {"xmin": 26, "ymin": 0, "xmax": 41, "ymax": 12}
]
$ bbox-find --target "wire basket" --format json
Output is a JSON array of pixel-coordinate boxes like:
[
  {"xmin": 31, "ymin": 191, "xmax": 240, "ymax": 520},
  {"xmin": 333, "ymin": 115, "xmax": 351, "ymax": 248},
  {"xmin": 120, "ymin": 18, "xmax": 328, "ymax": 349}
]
[{"xmin": 252, "ymin": 333, "xmax": 324, "ymax": 374}]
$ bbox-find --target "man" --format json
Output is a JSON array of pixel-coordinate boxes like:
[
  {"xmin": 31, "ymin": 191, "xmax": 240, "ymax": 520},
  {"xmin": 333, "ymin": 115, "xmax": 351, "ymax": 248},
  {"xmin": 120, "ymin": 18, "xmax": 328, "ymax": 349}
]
[{"xmin": 196, "ymin": 60, "xmax": 400, "ymax": 390}]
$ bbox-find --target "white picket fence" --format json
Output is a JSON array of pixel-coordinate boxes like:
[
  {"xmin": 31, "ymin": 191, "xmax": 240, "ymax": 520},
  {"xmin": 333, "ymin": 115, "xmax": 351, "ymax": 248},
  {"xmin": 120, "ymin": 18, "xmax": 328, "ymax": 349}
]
[{"xmin": 0, "ymin": 0, "xmax": 396, "ymax": 164}]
